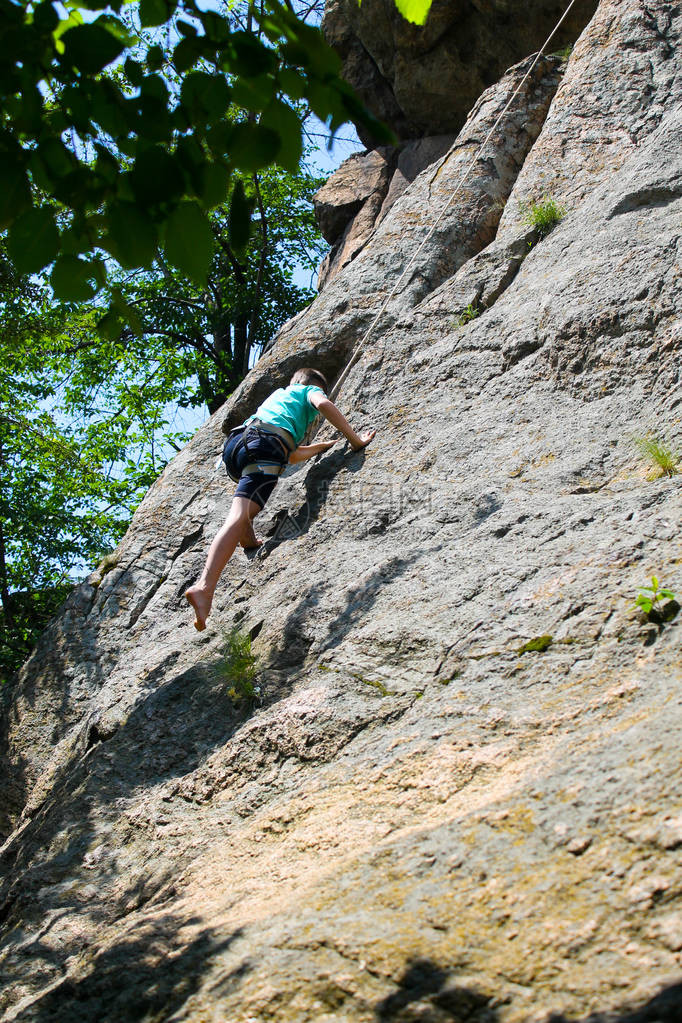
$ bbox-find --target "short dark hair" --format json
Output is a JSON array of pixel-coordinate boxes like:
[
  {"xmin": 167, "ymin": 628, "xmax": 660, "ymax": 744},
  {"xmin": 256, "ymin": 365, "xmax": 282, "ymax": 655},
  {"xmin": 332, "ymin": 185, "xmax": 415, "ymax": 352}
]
[{"xmin": 290, "ymin": 368, "xmax": 328, "ymax": 392}]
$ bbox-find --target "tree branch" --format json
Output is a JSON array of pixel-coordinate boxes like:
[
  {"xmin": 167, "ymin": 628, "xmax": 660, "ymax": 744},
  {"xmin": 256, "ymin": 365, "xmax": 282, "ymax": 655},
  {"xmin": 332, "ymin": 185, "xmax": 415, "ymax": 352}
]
[{"xmin": 213, "ymin": 224, "xmax": 246, "ymax": 286}]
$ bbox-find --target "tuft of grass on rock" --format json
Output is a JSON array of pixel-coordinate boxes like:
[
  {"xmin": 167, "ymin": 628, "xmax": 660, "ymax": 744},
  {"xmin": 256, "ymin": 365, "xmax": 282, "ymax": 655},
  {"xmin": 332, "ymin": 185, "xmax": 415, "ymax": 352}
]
[
  {"xmin": 90, "ymin": 552, "xmax": 119, "ymax": 587},
  {"xmin": 520, "ymin": 197, "xmax": 566, "ymax": 239},
  {"xmin": 215, "ymin": 627, "xmax": 260, "ymax": 708},
  {"xmin": 517, "ymin": 635, "xmax": 553, "ymax": 655},
  {"xmin": 454, "ymin": 303, "xmax": 481, "ymax": 328},
  {"xmin": 633, "ymin": 435, "xmax": 680, "ymax": 479},
  {"xmin": 551, "ymin": 44, "xmax": 574, "ymax": 62}
]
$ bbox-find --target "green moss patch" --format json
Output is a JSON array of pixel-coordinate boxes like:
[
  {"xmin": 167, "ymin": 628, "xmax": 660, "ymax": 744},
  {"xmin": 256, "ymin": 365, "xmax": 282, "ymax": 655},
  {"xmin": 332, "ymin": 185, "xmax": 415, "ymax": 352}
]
[{"xmin": 517, "ymin": 635, "xmax": 553, "ymax": 655}]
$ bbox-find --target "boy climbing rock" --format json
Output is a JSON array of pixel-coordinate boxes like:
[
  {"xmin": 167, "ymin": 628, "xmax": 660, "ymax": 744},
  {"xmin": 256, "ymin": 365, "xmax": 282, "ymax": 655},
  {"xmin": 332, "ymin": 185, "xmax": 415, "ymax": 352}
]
[{"xmin": 185, "ymin": 368, "xmax": 376, "ymax": 631}]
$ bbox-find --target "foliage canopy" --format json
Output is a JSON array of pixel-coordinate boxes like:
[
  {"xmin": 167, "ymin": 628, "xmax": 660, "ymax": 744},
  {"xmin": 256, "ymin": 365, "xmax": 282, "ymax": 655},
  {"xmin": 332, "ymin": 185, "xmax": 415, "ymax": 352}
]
[{"xmin": 0, "ymin": 0, "xmax": 391, "ymax": 307}]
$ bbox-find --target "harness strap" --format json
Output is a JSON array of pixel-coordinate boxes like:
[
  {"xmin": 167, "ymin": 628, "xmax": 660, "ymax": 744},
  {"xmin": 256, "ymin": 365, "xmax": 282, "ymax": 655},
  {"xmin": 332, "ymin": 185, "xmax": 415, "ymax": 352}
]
[
  {"xmin": 241, "ymin": 461, "xmax": 285, "ymax": 476},
  {"xmin": 245, "ymin": 419, "xmax": 296, "ymax": 452}
]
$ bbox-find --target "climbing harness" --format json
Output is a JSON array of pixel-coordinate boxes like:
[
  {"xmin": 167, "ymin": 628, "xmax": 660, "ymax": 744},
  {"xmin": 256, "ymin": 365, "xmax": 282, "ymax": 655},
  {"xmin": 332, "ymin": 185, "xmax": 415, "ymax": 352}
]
[
  {"xmin": 329, "ymin": 0, "xmax": 582, "ymax": 405},
  {"xmin": 223, "ymin": 421, "xmax": 294, "ymax": 482}
]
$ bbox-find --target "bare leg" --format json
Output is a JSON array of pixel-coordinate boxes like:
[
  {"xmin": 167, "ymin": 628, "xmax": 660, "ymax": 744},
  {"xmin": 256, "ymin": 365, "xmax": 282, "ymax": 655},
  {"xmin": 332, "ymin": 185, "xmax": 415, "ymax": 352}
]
[
  {"xmin": 239, "ymin": 500, "xmax": 263, "ymax": 551},
  {"xmin": 185, "ymin": 496, "xmax": 261, "ymax": 631}
]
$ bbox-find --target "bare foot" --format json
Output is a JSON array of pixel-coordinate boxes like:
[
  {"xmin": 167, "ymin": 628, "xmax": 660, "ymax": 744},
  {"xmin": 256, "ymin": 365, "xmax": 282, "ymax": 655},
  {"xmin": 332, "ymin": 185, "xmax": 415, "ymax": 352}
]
[
  {"xmin": 185, "ymin": 585, "xmax": 213, "ymax": 631},
  {"xmin": 240, "ymin": 528, "xmax": 263, "ymax": 552},
  {"xmin": 241, "ymin": 538, "xmax": 263, "ymax": 552}
]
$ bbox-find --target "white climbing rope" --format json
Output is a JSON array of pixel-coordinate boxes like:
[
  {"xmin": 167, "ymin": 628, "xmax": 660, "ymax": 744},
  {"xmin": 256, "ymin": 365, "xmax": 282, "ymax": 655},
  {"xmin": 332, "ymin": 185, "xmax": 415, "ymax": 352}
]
[{"xmin": 329, "ymin": 0, "xmax": 582, "ymax": 403}]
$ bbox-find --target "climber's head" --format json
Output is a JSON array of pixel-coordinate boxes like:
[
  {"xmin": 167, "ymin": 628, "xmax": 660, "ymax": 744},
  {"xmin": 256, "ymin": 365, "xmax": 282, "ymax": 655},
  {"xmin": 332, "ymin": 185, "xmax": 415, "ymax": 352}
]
[{"xmin": 290, "ymin": 368, "xmax": 329, "ymax": 393}]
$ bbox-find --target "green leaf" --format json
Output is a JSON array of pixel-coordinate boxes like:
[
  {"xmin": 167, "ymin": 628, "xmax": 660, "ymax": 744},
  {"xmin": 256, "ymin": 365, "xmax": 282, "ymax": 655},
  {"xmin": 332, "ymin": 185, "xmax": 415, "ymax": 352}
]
[
  {"xmin": 229, "ymin": 74, "xmax": 275, "ymax": 112},
  {"xmin": 36, "ymin": 138, "xmax": 76, "ymax": 179},
  {"xmin": 34, "ymin": 1, "xmax": 59, "ymax": 33},
  {"xmin": 260, "ymin": 100, "xmax": 302, "ymax": 173},
  {"xmin": 96, "ymin": 13, "xmax": 135, "ymax": 45},
  {"xmin": 130, "ymin": 147, "xmax": 185, "ymax": 206},
  {"xmin": 278, "ymin": 68, "xmax": 307, "ymax": 102},
  {"xmin": 8, "ymin": 207, "xmax": 59, "ymax": 274},
  {"xmin": 124, "ymin": 57, "xmax": 144, "ymax": 87},
  {"xmin": 51, "ymin": 255, "xmax": 98, "ymax": 302},
  {"xmin": 659, "ymin": 589, "xmax": 675, "ymax": 600},
  {"xmin": 104, "ymin": 202, "xmax": 158, "ymax": 267},
  {"xmin": 392, "ymin": 0, "xmax": 433, "ymax": 26},
  {"xmin": 173, "ymin": 36, "xmax": 202, "ymax": 73},
  {"xmin": 61, "ymin": 22, "xmax": 126, "ymax": 73},
  {"xmin": 139, "ymin": 0, "xmax": 175, "ymax": 28},
  {"xmin": 176, "ymin": 135, "xmax": 205, "ymax": 174},
  {"xmin": 89, "ymin": 79, "xmax": 130, "ymax": 137},
  {"xmin": 110, "ymin": 290, "xmax": 144, "ymax": 334},
  {"xmin": 305, "ymin": 79, "xmax": 342, "ymax": 122},
  {"xmin": 140, "ymin": 74, "xmax": 169, "ymax": 103},
  {"xmin": 0, "ymin": 163, "xmax": 31, "ymax": 230},
  {"xmin": 163, "ymin": 201, "xmax": 214, "ymax": 284},
  {"xmin": 651, "ymin": 576, "xmax": 659, "ymax": 589},
  {"xmin": 290, "ymin": 27, "xmax": 341, "ymax": 78},
  {"xmin": 177, "ymin": 19, "xmax": 198, "ymax": 38},
  {"xmin": 135, "ymin": 95, "xmax": 171, "ymax": 143},
  {"xmin": 229, "ymin": 180, "xmax": 252, "ymax": 251},
  {"xmin": 180, "ymin": 71, "xmax": 231, "ymax": 122},
  {"xmin": 229, "ymin": 122, "xmax": 279, "ymax": 173},
  {"xmin": 228, "ymin": 32, "xmax": 278, "ymax": 77},
  {"xmin": 96, "ymin": 309, "xmax": 123, "ymax": 340},
  {"xmin": 53, "ymin": 8, "xmax": 84, "ymax": 49},
  {"xmin": 146, "ymin": 44, "xmax": 165, "ymax": 71},
  {"xmin": 197, "ymin": 162, "xmax": 231, "ymax": 208},
  {"xmin": 198, "ymin": 9, "xmax": 231, "ymax": 45},
  {"xmin": 77, "ymin": 0, "xmax": 125, "ymax": 12}
]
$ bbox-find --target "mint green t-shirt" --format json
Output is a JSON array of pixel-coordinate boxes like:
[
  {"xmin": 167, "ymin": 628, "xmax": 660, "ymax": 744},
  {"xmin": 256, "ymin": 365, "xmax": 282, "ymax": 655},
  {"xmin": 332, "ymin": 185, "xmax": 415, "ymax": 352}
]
[{"xmin": 245, "ymin": 384, "xmax": 324, "ymax": 446}]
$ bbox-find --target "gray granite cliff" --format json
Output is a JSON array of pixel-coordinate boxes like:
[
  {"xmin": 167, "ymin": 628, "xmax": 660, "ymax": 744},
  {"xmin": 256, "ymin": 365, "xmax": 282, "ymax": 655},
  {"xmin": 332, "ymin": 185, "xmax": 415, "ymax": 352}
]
[{"xmin": 1, "ymin": 2, "xmax": 681, "ymax": 1020}]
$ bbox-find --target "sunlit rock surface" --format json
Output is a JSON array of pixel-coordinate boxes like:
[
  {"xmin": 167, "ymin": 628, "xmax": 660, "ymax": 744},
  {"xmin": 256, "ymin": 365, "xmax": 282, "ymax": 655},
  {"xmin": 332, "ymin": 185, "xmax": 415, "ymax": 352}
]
[{"xmin": 1, "ymin": 2, "xmax": 682, "ymax": 1020}]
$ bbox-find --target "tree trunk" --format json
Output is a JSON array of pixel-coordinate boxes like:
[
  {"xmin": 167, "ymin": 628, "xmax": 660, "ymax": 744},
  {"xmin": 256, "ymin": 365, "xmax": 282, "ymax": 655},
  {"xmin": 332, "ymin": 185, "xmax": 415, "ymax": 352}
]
[{"xmin": 0, "ymin": 495, "xmax": 16, "ymax": 634}]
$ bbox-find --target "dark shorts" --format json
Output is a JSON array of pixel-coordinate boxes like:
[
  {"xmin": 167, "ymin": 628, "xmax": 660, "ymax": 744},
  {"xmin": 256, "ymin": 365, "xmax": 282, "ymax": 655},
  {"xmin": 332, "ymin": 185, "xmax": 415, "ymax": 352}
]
[{"xmin": 222, "ymin": 428, "xmax": 289, "ymax": 510}]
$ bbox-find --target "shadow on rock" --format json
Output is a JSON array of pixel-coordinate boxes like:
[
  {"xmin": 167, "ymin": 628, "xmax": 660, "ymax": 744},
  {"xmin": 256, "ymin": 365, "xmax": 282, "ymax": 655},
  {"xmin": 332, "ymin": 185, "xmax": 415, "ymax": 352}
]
[
  {"xmin": 14, "ymin": 915, "xmax": 244, "ymax": 1023},
  {"xmin": 0, "ymin": 581, "xmax": 108, "ymax": 841},
  {"xmin": 373, "ymin": 959, "xmax": 682, "ymax": 1023},
  {"xmin": 260, "ymin": 548, "xmax": 423, "ymax": 677},
  {"xmin": 0, "ymin": 658, "xmax": 246, "ymax": 993},
  {"xmin": 260, "ymin": 443, "xmax": 367, "ymax": 555},
  {"xmin": 374, "ymin": 959, "xmax": 493, "ymax": 1022}
]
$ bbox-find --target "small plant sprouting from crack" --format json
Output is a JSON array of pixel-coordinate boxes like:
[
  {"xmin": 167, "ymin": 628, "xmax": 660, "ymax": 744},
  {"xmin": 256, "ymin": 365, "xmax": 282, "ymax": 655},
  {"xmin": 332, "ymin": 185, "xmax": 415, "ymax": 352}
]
[
  {"xmin": 215, "ymin": 627, "xmax": 261, "ymax": 709},
  {"xmin": 633, "ymin": 435, "xmax": 680, "ymax": 479},
  {"xmin": 454, "ymin": 303, "xmax": 481, "ymax": 328},
  {"xmin": 635, "ymin": 576, "xmax": 679, "ymax": 620},
  {"xmin": 520, "ymin": 197, "xmax": 566, "ymax": 240}
]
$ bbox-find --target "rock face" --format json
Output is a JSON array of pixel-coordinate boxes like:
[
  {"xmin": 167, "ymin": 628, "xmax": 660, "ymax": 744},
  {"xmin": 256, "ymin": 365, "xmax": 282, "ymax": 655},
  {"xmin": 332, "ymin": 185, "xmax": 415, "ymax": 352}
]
[
  {"xmin": 315, "ymin": 135, "xmax": 457, "ymax": 290},
  {"xmin": 323, "ymin": 0, "xmax": 600, "ymax": 143},
  {"xmin": 314, "ymin": 146, "xmax": 398, "ymax": 289},
  {"xmin": 2, "ymin": 2, "xmax": 682, "ymax": 1021}
]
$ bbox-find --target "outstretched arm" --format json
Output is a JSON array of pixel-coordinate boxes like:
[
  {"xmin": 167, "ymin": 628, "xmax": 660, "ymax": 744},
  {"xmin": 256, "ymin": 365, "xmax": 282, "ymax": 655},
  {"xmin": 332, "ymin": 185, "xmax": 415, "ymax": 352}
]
[
  {"xmin": 310, "ymin": 394, "xmax": 376, "ymax": 450},
  {"xmin": 289, "ymin": 440, "xmax": 337, "ymax": 464}
]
